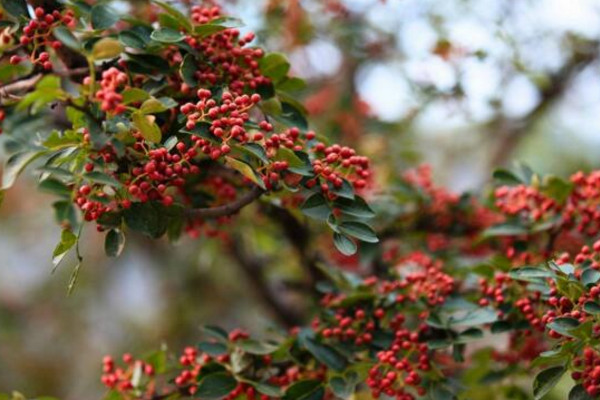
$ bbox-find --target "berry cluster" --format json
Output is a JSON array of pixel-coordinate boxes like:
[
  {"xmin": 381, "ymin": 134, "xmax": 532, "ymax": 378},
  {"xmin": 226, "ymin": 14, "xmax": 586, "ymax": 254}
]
[
  {"xmin": 9, "ymin": 7, "xmax": 75, "ymax": 69},
  {"xmin": 101, "ymin": 354, "xmax": 154, "ymax": 393},
  {"xmin": 94, "ymin": 67, "xmax": 129, "ymax": 114}
]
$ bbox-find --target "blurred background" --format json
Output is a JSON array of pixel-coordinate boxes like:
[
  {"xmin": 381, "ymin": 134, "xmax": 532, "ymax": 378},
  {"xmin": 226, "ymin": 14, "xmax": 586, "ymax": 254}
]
[{"xmin": 1, "ymin": 0, "xmax": 600, "ymax": 398}]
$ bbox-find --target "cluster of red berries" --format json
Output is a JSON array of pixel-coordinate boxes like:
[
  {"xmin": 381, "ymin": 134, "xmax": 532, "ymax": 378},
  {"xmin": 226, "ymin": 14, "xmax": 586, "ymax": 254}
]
[
  {"xmin": 184, "ymin": 6, "xmax": 269, "ymax": 94},
  {"xmin": 310, "ymin": 143, "xmax": 370, "ymax": 191},
  {"xmin": 94, "ymin": 67, "xmax": 129, "ymax": 114},
  {"xmin": 566, "ymin": 171, "xmax": 600, "ymax": 236},
  {"xmin": 101, "ymin": 354, "xmax": 154, "ymax": 393},
  {"xmin": 572, "ymin": 348, "xmax": 600, "ymax": 396},
  {"xmin": 367, "ymin": 328, "xmax": 430, "ymax": 400},
  {"xmin": 9, "ymin": 7, "xmax": 75, "ymax": 70},
  {"xmin": 494, "ymin": 185, "xmax": 558, "ymax": 223}
]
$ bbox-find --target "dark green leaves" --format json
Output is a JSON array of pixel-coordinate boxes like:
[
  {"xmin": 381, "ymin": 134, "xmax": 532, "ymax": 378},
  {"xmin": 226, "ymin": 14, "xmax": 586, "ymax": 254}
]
[
  {"xmin": 124, "ymin": 202, "xmax": 168, "ymax": 239},
  {"xmin": 338, "ymin": 222, "xmax": 378, "ymax": 243},
  {"xmin": 569, "ymin": 385, "xmax": 593, "ymax": 400},
  {"xmin": 533, "ymin": 366, "xmax": 565, "ymax": 400},
  {"xmin": 152, "ymin": 0, "xmax": 192, "ymax": 32},
  {"xmin": 180, "ymin": 54, "xmax": 198, "ymax": 86},
  {"xmin": 53, "ymin": 26, "xmax": 82, "ymax": 51},
  {"xmin": 300, "ymin": 335, "xmax": 347, "ymax": 372},
  {"xmin": 333, "ymin": 233, "xmax": 357, "ymax": 256},
  {"xmin": 546, "ymin": 317, "xmax": 580, "ymax": 338},
  {"xmin": 151, "ymin": 27, "xmax": 185, "ymax": 43},
  {"xmin": 0, "ymin": 0, "xmax": 28, "ymax": 18},
  {"xmin": 2, "ymin": 150, "xmax": 48, "ymax": 190},
  {"xmin": 283, "ymin": 380, "xmax": 324, "ymax": 400},
  {"xmin": 91, "ymin": 4, "xmax": 120, "ymax": 30},
  {"xmin": 105, "ymin": 229, "xmax": 125, "ymax": 257},
  {"xmin": 195, "ymin": 372, "xmax": 237, "ymax": 399},
  {"xmin": 300, "ymin": 193, "xmax": 331, "ymax": 220}
]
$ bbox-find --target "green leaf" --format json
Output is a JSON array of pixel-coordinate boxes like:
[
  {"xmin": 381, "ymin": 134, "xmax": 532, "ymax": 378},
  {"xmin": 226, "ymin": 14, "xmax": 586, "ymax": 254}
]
[
  {"xmin": 91, "ymin": 4, "xmax": 120, "ymax": 30},
  {"xmin": 118, "ymin": 30, "xmax": 147, "ymax": 48},
  {"xmin": 338, "ymin": 222, "xmax": 378, "ymax": 243},
  {"xmin": 278, "ymin": 101, "xmax": 308, "ymax": 130},
  {"xmin": 300, "ymin": 336, "xmax": 348, "ymax": 372},
  {"xmin": 0, "ymin": 0, "xmax": 28, "ymax": 18},
  {"xmin": 140, "ymin": 98, "xmax": 169, "ymax": 114},
  {"xmin": 238, "ymin": 143, "xmax": 269, "ymax": 164},
  {"xmin": 52, "ymin": 229, "xmax": 77, "ymax": 268},
  {"xmin": 334, "ymin": 196, "xmax": 375, "ymax": 219},
  {"xmin": 180, "ymin": 54, "xmax": 198, "ymax": 86},
  {"xmin": 492, "ymin": 169, "xmax": 523, "ymax": 185},
  {"xmin": 132, "ymin": 112, "xmax": 162, "ymax": 143},
  {"xmin": 569, "ymin": 384, "xmax": 593, "ymax": 400},
  {"xmin": 533, "ymin": 366, "xmax": 565, "ymax": 400},
  {"xmin": 67, "ymin": 260, "xmax": 82, "ymax": 295},
  {"xmin": 333, "ymin": 233, "xmax": 357, "ymax": 256},
  {"xmin": 195, "ymin": 372, "xmax": 237, "ymax": 399},
  {"xmin": 583, "ymin": 301, "xmax": 600, "ymax": 315},
  {"xmin": 582, "ymin": 268, "xmax": 600, "ymax": 287},
  {"xmin": 284, "ymin": 380, "xmax": 324, "ymax": 400},
  {"xmin": 151, "ymin": 27, "xmax": 185, "ymax": 43},
  {"xmin": 152, "ymin": 0, "xmax": 192, "ymax": 32},
  {"xmin": 252, "ymin": 382, "xmax": 283, "ymax": 398},
  {"xmin": 197, "ymin": 341, "xmax": 227, "ymax": 356},
  {"xmin": 83, "ymin": 171, "xmax": 121, "ymax": 187},
  {"xmin": 105, "ymin": 229, "xmax": 125, "ymax": 257},
  {"xmin": 483, "ymin": 222, "xmax": 528, "ymax": 237},
  {"xmin": 193, "ymin": 23, "xmax": 228, "ymax": 37},
  {"xmin": 547, "ymin": 317, "xmax": 580, "ymax": 338},
  {"xmin": 448, "ymin": 308, "xmax": 498, "ymax": 327},
  {"xmin": 38, "ymin": 178, "xmax": 71, "ymax": 198},
  {"xmin": 124, "ymin": 201, "xmax": 168, "ymax": 238},
  {"xmin": 201, "ymin": 325, "xmax": 229, "ymax": 342},
  {"xmin": 122, "ymin": 88, "xmax": 150, "ymax": 105},
  {"xmin": 300, "ymin": 193, "xmax": 331, "ymax": 220},
  {"xmin": 53, "ymin": 26, "xmax": 81, "ymax": 51},
  {"xmin": 236, "ymin": 339, "xmax": 279, "ymax": 355},
  {"xmin": 91, "ymin": 38, "xmax": 123, "ymax": 60},
  {"xmin": 2, "ymin": 150, "xmax": 48, "ymax": 190},
  {"xmin": 509, "ymin": 266, "xmax": 555, "ymax": 282},
  {"xmin": 224, "ymin": 156, "xmax": 265, "ymax": 189},
  {"xmin": 259, "ymin": 53, "xmax": 290, "ymax": 81},
  {"xmin": 329, "ymin": 376, "xmax": 355, "ymax": 399}
]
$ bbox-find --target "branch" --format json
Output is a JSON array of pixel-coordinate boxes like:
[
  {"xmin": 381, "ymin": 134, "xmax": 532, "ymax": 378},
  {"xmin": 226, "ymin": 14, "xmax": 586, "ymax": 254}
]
[
  {"xmin": 227, "ymin": 234, "xmax": 305, "ymax": 328},
  {"xmin": 0, "ymin": 74, "xmax": 42, "ymax": 101},
  {"xmin": 185, "ymin": 185, "xmax": 264, "ymax": 219}
]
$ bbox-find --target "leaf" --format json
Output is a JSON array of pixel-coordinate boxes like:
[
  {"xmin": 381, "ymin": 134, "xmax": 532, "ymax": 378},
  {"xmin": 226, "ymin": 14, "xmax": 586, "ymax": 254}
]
[
  {"xmin": 83, "ymin": 171, "xmax": 121, "ymax": 187},
  {"xmin": 132, "ymin": 112, "xmax": 162, "ymax": 143},
  {"xmin": 151, "ymin": 0, "xmax": 192, "ymax": 32},
  {"xmin": 300, "ymin": 193, "xmax": 331, "ymax": 220},
  {"xmin": 194, "ymin": 23, "xmax": 228, "ymax": 37},
  {"xmin": 195, "ymin": 372, "xmax": 237, "ymax": 399},
  {"xmin": 300, "ymin": 336, "xmax": 348, "ymax": 372},
  {"xmin": 2, "ymin": 150, "xmax": 48, "ymax": 190},
  {"xmin": 239, "ymin": 143, "xmax": 269, "ymax": 164},
  {"xmin": 334, "ymin": 196, "xmax": 375, "ymax": 219},
  {"xmin": 252, "ymin": 382, "xmax": 283, "ymax": 398},
  {"xmin": 105, "ymin": 229, "xmax": 125, "ymax": 257},
  {"xmin": 140, "ymin": 98, "xmax": 169, "ymax": 114},
  {"xmin": 118, "ymin": 30, "xmax": 148, "ymax": 49},
  {"xmin": 38, "ymin": 178, "xmax": 71, "ymax": 198},
  {"xmin": 278, "ymin": 101, "xmax": 308, "ymax": 130},
  {"xmin": 67, "ymin": 260, "xmax": 82, "ymax": 295},
  {"xmin": 236, "ymin": 339, "xmax": 279, "ymax": 355},
  {"xmin": 329, "ymin": 376, "xmax": 355, "ymax": 399},
  {"xmin": 197, "ymin": 341, "xmax": 227, "ymax": 356},
  {"xmin": 333, "ymin": 233, "xmax": 357, "ymax": 256},
  {"xmin": 225, "ymin": 156, "xmax": 265, "ymax": 189},
  {"xmin": 201, "ymin": 325, "xmax": 229, "ymax": 342},
  {"xmin": 448, "ymin": 308, "xmax": 498, "ymax": 327},
  {"xmin": 338, "ymin": 222, "xmax": 378, "ymax": 243},
  {"xmin": 259, "ymin": 53, "xmax": 290, "ymax": 81},
  {"xmin": 533, "ymin": 366, "xmax": 565, "ymax": 400},
  {"xmin": 547, "ymin": 317, "xmax": 580, "ymax": 338},
  {"xmin": 483, "ymin": 222, "xmax": 528, "ymax": 237},
  {"xmin": 0, "ymin": 0, "xmax": 28, "ymax": 18},
  {"xmin": 569, "ymin": 384, "xmax": 593, "ymax": 400},
  {"xmin": 52, "ymin": 229, "xmax": 77, "ymax": 268},
  {"xmin": 53, "ymin": 26, "xmax": 81, "ymax": 51},
  {"xmin": 492, "ymin": 169, "xmax": 523, "ymax": 185},
  {"xmin": 180, "ymin": 54, "xmax": 198, "ymax": 86},
  {"xmin": 151, "ymin": 27, "xmax": 185, "ymax": 43},
  {"xmin": 509, "ymin": 267, "xmax": 555, "ymax": 282},
  {"xmin": 124, "ymin": 202, "xmax": 168, "ymax": 239},
  {"xmin": 92, "ymin": 38, "xmax": 123, "ymax": 60},
  {"xmin": 122, "ymin": 88, "xmax": 150, "ymax": 104},
  {"xmin": 91, "ymin": 4, "xmax": 120, "ymax": 30},
  {"xmin": 582, "ymin": 268, "xmax": 600, "ymax": 287},
  {"xmin": 283, "ymin": 380, "xmax": 324, "ymax": 400}
]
